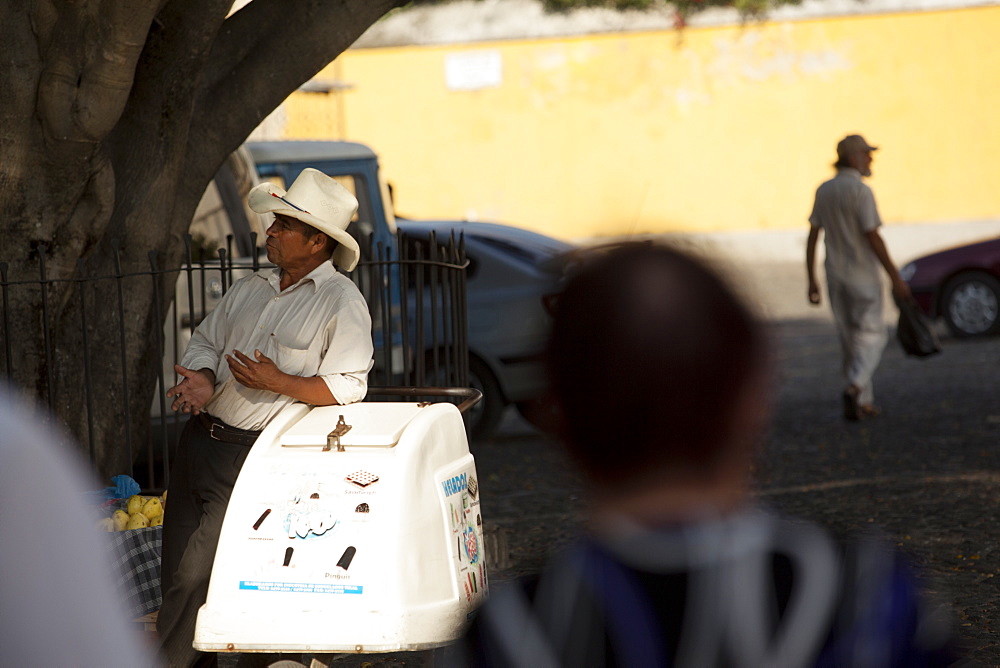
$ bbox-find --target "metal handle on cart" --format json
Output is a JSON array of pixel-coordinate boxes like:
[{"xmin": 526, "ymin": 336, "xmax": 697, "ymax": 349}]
[
  {"xmin": 324, "ymin": 415, "xmax": 352, "ymax": 452},
  {"xmin": 366, "ymin": 386, "xmax": 484, "ymax": 415}
]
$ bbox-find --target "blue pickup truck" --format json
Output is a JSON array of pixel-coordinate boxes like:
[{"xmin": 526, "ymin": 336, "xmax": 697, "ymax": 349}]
[{"xmin": 189, "ymin": 140, "xmax": 573, "ymax": 439}]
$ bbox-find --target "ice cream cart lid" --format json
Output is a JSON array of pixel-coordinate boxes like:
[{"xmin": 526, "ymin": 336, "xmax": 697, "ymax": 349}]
[{"xmin": 279, "ymin": 402, "xmax": 428, "ymax": 448}]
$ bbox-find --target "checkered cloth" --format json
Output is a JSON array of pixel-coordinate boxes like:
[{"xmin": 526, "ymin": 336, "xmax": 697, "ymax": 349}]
[{"xmin": 105, "ymin": 526, "xmax": 162, "ymax": 618}]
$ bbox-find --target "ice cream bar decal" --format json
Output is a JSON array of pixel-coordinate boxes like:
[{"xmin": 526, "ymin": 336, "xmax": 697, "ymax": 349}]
[
  {"xmin": 346, "ymin": 470, "xmax": 379, "ymax": 487},
  {"xmin": 337, "ymin": 546, "xmax": 356, "ymax": 570},
  {"xmin": 253, "ymin": 508, "xmax": 271, "ymax": 530}
]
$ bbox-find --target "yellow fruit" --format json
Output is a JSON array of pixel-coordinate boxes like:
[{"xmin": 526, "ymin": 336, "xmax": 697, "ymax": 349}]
[
  {"xmin": 112, "ymin": 509, "xmax": 130, "ymax": 531},
  {"xmin": 149, "ymin": 515, "xmax": 164, "ymax": 527},
  {"xmin": 141, "ymin": 497, "xmax": 163, "ymax": 521},
  {"xmin": 97, "ymin": 517, "xmax": 115, "ymax": 532},
  {"xmin": 126, "ymin": 495, "xmax": 146, "ymax": 516},
  {"xmin": 160, "ymin": 489, "xmax": 167, "ymax": 509},
  {"xmin": 126, "ymin": 512, "xmax": 149, "ymax": 530}
]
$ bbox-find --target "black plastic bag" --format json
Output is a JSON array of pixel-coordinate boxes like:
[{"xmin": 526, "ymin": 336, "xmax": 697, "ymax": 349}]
[{"xmin": 895, "ymin": 297, "xmax": 941, "ymax": 358}]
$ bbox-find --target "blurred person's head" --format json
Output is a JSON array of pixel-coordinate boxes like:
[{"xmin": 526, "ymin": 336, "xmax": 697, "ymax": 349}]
[
  {"xmin": 545, "ymin": 242, "xmax": 771, "ymax": 516},
  {"xmin": 834, "ymin": 134, "xmax": 877, "ymax": 176}
]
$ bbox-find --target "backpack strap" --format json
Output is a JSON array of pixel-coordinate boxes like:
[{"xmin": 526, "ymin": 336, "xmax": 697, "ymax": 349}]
[
  {"xmin": 724, "ymin": 517, "xmax": 841, "ymax": 667},
  {"xmin": 479, "ymin": 581, "xmax": 561, "ymax": 668}
]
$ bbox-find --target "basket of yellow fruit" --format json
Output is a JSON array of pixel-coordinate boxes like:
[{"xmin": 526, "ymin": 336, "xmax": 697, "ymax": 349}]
[{"xmin": 97, "ymin": 490, "xmax": 168, "ymax": 618}]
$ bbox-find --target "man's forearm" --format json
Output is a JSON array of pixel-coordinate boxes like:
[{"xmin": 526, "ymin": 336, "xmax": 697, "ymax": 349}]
[
  {"xmin": 806, "ymin": 227, "xmax": 822, "ymax": 305},
  {"xmin": 865, "ymin": 230, "xmax": 912, "ymax": 300},
  {"xmin": 865, "ymin": 230, "xmax": 901, "ymax": 281},
  {"xmin": 274, "ymin": 374, "xmax": 339, "ymax": 406},
  {"xmin": 806, "ymin": 227, "xmax": 820, "ymax": 282}
]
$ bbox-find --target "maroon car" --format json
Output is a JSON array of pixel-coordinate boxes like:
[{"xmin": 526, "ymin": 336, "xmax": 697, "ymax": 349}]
[{"xmin": 900, "ymin": 237, "xmax": 1000, "ymax": 337}]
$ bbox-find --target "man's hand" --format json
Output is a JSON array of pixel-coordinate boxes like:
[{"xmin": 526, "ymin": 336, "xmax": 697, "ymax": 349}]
[
  {"xmin": 166, "ymin": 366, "xmax": 216, "ymax": 414},
  {"xmin": 808, "ymin": 280, "xmax": 822, "ymax": 306},
  {"xmin": 226, "ymin": 349, "xmax": 285, "ymax": 393},
  {"xmin": 891, "ymin": 275, "xmax": 913, "ymax": 302}
]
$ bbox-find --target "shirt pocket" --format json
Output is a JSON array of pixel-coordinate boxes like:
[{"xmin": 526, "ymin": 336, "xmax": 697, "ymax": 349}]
[{"xmin": 266, "ymin": 334, "xmax": 311, "ymax": 377}]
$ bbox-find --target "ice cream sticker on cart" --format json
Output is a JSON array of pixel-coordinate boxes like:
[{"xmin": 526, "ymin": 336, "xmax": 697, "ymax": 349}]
[
  {"xmin": 441, "ymin": 472, "xmax": 468, "ymax": 497},
  {"xmin": 346, "ymin": 470, "xmax": 379, "ymax": 487},
  {"xmin": 463, "ymin": 525, "xmax": 480, "ymax": 564}
]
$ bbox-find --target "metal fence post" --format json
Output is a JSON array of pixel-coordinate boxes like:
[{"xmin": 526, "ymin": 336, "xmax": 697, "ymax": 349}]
[
  {"xmin": 0, "ymin": 262, "xmax": 11, "ymax": 377},
  {"xmin": 76, "ymin": 258, "xmax": 97, "ymax": 465},
  {"xmin": 149, "ymin": 251, "xmax": 170, "ymax": 490},
  {"xmin": 112, "ymin": 245, "xmax": 135, "ymax": 477},
  {"xmin": 37, "ymin": 244, "xmax": 54, "ymax": 411}
]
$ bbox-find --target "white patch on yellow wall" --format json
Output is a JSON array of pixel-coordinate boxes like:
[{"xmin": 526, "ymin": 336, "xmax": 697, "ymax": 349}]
[
  {"xmin": 570, "ymin": 42, "xmax": 601, "ymax": 65},
  {"xmin": 524, "ymin": 47, "xmax": 574, "ymax": 107},
  {"xmin": 536, "ymin": 48, "xmax": 568, "ymax": 70},
  {"xmin": 673, "ymin": 49, "xmax": 713, "ymax": 114},
  {"xmin": 674, "ymin": 87, "xmax": 710, "ymax": 113},
  {"xmin": 798, "ymin": 47, "xmax": 853, "ymax": 76},
  {"xmin": 445, "ymin": 50, "xmax": 503, "ymax": 91},
  {"xmin": 707, "ymin": 25, "xmax": 853, "ymax": 85}
]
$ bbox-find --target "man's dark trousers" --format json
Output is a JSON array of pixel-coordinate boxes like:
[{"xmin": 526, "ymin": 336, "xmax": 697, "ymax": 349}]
[{"xmin": 157, "ymin": 415, "xmax": 252, "ymax": 667}]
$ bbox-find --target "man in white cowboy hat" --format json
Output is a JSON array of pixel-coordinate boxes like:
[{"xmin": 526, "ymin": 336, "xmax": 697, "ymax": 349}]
[
  {"xmin": 806, "ymin": 134, "xmax": 911, "ymax": 421},
  {"xmin": 157, "ymin": 168, "xmax": 374, "ymax": 667}
]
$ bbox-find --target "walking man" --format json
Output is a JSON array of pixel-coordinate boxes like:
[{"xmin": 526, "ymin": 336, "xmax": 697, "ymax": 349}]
[
  {"xmin": 157, "ymin": 168, "xmax": 374, "ymax": 666},
  {"xmin": 806, "ymin": 134, "xmax": 911, "ymax": 420}
]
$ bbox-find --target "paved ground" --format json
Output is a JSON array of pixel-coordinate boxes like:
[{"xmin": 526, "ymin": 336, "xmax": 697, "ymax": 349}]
[{"xmin": 233, "ymin": 227, "xmax": 1000, "ymax": 666}]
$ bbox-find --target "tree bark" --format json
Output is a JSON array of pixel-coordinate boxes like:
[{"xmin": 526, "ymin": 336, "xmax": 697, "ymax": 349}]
[{"xmin": 0, "ymin": 0, "xmax": 406, "ymax": 482}]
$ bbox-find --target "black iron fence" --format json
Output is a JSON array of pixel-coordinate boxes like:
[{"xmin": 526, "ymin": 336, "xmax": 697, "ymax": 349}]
[{"xmin": 0, "ymin": 231, "xmax": 469, "ymax": 491}]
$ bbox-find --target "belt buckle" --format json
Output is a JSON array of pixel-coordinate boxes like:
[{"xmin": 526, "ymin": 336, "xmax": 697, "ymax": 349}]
[{"xmin": 208, "ymin": 422, "xmax": 222, "ymax": 441}]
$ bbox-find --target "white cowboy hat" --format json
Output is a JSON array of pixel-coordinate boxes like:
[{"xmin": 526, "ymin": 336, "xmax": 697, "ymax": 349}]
[{"xmin": 248, "ymin": 168, "xmax": 361, "ymax": 271}]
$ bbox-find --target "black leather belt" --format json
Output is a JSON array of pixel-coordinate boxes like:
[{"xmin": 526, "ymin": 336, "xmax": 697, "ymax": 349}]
[{"xmin": 198, "ymin": 412, "xmax": 262, "ymax": 447}]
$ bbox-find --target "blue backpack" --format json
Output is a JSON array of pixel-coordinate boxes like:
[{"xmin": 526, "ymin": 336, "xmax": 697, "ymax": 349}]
[{"xmin": 472, "ymin": 509, "xmax": 954, "ymax": 667}]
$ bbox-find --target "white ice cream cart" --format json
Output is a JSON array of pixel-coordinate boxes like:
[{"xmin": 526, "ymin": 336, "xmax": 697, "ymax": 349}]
[{"xmin": 193, "ymin": 388, "xmax": 487, "ymax": 654}]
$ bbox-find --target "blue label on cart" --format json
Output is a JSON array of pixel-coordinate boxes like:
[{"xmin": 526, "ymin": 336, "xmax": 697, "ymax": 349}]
[
  {"xmin": 239, "ymin": 581, "xmax": 363, "ymax": 594},
  {"xmin": 441, "ymin": 473, "xmax": 468, "ymax": 497}
]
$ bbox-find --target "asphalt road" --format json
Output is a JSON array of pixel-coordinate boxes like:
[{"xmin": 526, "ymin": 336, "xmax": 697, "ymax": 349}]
[{"xmin": 244, "ymin": 255, "xmax": 1000, "ymax": 667}]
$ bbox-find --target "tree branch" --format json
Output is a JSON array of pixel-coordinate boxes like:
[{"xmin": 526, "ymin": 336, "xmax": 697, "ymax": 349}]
[
  {"xmin": 188, "ymin": 0, "xmax": 407, "ymax": 169},
  {"xmin": 37, "ymin": 1, "xmax": 162, "ymax": 151}
]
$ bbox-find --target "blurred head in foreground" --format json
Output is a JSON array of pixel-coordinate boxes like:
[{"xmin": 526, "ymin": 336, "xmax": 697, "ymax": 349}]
[{"xmin": 546, "ymin": 241, "xmax": 771, "ymax": 518}]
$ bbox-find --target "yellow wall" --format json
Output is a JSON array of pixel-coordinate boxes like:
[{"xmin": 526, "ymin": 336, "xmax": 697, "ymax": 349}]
[{"xmin": 277, "ymin": 6, "xmax": 1000, "ymax": 241}]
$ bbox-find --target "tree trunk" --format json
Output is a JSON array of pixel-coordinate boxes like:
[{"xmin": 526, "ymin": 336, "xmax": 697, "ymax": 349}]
[{"xmin": 0, "ymin": 0, "xmax": 406, "ymax": 482}]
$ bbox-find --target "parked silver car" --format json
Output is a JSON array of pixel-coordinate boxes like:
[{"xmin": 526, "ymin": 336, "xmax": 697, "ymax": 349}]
[{"xmin": 397, "ymin": 218, "xmax": 574, "ymax": 438}]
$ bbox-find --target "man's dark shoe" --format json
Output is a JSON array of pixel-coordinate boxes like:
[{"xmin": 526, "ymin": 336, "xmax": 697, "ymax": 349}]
[
  {"xmin": 860, "ymin": 404, "xmax": 882, "ymax": 419},
  {"xmin": 842, "ymin": 386, "xmax": 862, "ymax": 421}
]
